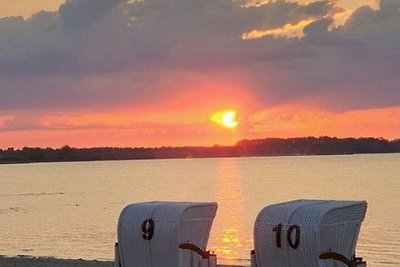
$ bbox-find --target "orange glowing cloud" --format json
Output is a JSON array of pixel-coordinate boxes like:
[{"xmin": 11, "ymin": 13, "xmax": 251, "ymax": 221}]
[
  {"xmin": 241, "ymin": 0, "xmax": 380, "ymax": 38},
  {"xmin": 0, "ymin": 0, "xmax": 65, "ymax": 18},
  {"xmin": 0, "ymin": 81, "xmax": 256, "ymax": 149},
  {"xmin": 242, "ymin": 18, "xmax": 316, "ymax": 39},
  {"xmin": 0, "ymin": 105, "xmax": 399, "ymax": 149},
  {"xmin": 0, "ymin": 116, "xmax": 14, "ymax": 129},
  {"xmin": 246, "ymin": 105, "xmax": 400, "ymax": 140}
]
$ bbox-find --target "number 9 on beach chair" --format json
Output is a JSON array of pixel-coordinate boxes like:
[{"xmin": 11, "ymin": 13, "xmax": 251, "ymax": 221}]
[
  {"xmin": 115, "ymin": 201, "xmax": 218, "ymax": 267},
  {"xmin": 251, "ymin": 200, "xmax": 367, "ymax": 267}
]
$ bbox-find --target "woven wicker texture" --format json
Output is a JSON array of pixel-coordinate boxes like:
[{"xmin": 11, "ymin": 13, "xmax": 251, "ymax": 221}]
[
  {"xmin": 117, "ymin": 201, "xmax": 217, "ymax": 267},
  {"xmin": 253, "ymin": 200, "xmax": 367, "ymax": 267}
]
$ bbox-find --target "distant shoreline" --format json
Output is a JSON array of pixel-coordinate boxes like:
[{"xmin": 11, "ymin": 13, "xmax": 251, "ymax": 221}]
[
  {"xmin": 1, "ymin": 136, "xmax": 399, "ymax": 165},
  {"xmin": 0, "ymin": 256, "xmax": 244, "ymax": 267}
]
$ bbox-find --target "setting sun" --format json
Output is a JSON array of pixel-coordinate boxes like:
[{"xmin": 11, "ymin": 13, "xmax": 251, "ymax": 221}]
[{"xmin": 211, "ymin": 110, "xmax": 239, "ymax": 129}]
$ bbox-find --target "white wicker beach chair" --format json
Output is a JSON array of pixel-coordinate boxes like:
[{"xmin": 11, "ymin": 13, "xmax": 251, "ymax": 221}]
[
  {"xmin": 115, "ymin": 201, "xmax": 217, "ymax": 267},
  {"xmin": 251, "ymin": 200, "xmax": 367, "ymax": 267}
]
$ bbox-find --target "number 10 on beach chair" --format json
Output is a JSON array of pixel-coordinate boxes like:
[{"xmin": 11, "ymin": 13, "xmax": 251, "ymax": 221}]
[
  {"xmin": 115, "ymin": 201, "xmax": 218, "ymax": 267},
  {"xmin": 251, "ymin": 200, "xmax": 367, "ymax": 267}
]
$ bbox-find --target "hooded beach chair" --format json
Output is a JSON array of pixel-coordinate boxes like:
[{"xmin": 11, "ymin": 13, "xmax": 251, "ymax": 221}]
[
  {"xmin": 251, "ymin": 200, "xmax": 367, "ymax": 267},
  {"xmin": 115, "ymin": 201, "xmax": 218, "ymax": 267}
]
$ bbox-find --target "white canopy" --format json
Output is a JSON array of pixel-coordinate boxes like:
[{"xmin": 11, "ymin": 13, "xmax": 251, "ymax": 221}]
[
  {"xmin": 117, "ymin": 201, "xmax": 217, "ymax": 267},
  {"xmin": 253, "ymin": 200, "xmax": 367, "ymax": 267}
]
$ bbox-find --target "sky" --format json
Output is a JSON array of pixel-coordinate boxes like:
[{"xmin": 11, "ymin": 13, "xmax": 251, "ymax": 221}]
[{"xmin": 0, "ymin": 0, "xmax": 399, "ymax": 148}]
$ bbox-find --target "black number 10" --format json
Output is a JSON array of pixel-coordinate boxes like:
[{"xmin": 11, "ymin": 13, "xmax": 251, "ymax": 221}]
[{"xmin": 272, "ymin": 223, "xmax": 300, "ymax": 249}]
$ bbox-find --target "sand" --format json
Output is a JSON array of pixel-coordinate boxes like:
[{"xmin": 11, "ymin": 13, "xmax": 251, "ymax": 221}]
[{"xmin": 0, "ymin": 256, "xmax": 244, "ymax": 267}]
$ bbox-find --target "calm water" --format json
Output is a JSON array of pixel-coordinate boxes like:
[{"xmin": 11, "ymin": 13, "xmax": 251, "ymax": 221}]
[{"xmin": 0, "ymin": 154, "xmax": 399, "ymax": 266}]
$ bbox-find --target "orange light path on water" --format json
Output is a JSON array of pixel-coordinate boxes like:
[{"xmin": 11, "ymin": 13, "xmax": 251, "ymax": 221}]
[{"xmin": 209, "ymin": 159, "xmax": 253, "ymax": 264}]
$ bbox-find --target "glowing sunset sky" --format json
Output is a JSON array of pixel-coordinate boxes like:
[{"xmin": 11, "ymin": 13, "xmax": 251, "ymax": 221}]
[{"xmin": 0, "ymin": 0, "xmax": 399, "ymax": 148}]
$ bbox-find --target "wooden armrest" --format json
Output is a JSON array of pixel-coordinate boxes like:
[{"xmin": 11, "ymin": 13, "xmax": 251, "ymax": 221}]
[
  {"xmin": 320, "ymin": 252, "xmax": 366, "ymax": 267},
  {"xmin": 179, "ymin": 243, "xmax": 209, "ymax": 259}
]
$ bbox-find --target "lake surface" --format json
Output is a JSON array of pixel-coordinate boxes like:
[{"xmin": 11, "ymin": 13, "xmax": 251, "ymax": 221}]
[{"xmin": 0, "ymin": 154, "xmax": 399, "ymax": 266}]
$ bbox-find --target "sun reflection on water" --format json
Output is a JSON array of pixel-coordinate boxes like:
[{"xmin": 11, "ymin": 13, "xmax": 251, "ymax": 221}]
[
  {"xmin": 215, "ymin": 227, "xmax": 242, "ymax": 260},
  {"xmin": 210, "ymin": 159, "xmax": 252, "ymax": 264}
]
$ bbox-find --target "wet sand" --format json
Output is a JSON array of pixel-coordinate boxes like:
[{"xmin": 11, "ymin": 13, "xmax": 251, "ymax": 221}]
[{"xmin": 0, "ymin": 256, "xmax": 244, "ymax": 267}]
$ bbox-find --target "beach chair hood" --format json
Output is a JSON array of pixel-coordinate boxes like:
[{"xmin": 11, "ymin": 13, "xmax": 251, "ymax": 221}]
[
  {"xmin": 253, "ymin": 200, "xmax": 367, "ymax": 267},
  {"xmin": 117, "ymin": 201, "xmax": 217, "ymax": 267}
]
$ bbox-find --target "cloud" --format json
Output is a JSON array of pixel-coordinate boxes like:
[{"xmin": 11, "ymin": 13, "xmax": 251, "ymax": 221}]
[
  {"xmin": 247, "ymin": 105, "xmax": 400, "ymax": 139},
  {"xmin": 0, "ymin": 0, "xmax": 399, "ymax": 116},
  {"xmin": 59, "ymin": 0, "xmax": 123, "ymax": 30},
  {"xmin": 303, "ymin": 17, "xmax": 332, "ymax": 35},
  {"xmin": 242, "ymin": 18, "xmax": 316, "ymax": 39},
  {"xmin": 0, "ymin": 109, "xmax": 243, "ymax": 147},
  {"xmin": 0, "ymin": 0, "xmax": 337, "ymax": 74},
  {"xmin": 343, "ymin": 1, "xmax": 400, "ymax": 47},
  {"xmin": 296, "ymin": 0, "xmax": 334, "ymax": 16},
  {"xmin": 0, "ymin": 116, "xmax": 14, "ymax": 129}
]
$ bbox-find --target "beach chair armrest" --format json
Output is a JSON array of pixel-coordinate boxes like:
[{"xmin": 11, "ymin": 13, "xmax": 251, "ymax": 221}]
[
  {"xmin": 250, "ymin": 249, "xmax": 257, "ymax": 267},
  {"xmin": 179, "ymin": 243, "xmax": 209, "ymax": 259},
  {"xmin": 320, "ymin": 252, "xmax": 366, "ymax": 267},
  {"xmin": 114, "ymin": 242, "xmax": 121, "ymax": 267},
  {"xmin": 179, "ymin": 243, "xmax": 217, "ymax": 267}
]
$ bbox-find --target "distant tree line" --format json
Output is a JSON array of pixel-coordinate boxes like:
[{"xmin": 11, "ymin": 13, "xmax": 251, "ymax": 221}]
[{"xmin": 0, "ymin": 137, "xmax": 399, "ymax": 164}]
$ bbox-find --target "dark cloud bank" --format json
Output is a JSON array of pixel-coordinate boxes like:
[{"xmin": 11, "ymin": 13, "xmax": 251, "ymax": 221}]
[{"xmin": 0, "ymin": 0, "xmax": 399, "ymax": 111}]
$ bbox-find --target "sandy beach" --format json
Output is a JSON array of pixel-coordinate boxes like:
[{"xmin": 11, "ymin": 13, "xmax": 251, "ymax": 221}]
[{"xmin": 0, "ymin": 256, "xmax": 243, "ymax": 267}]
